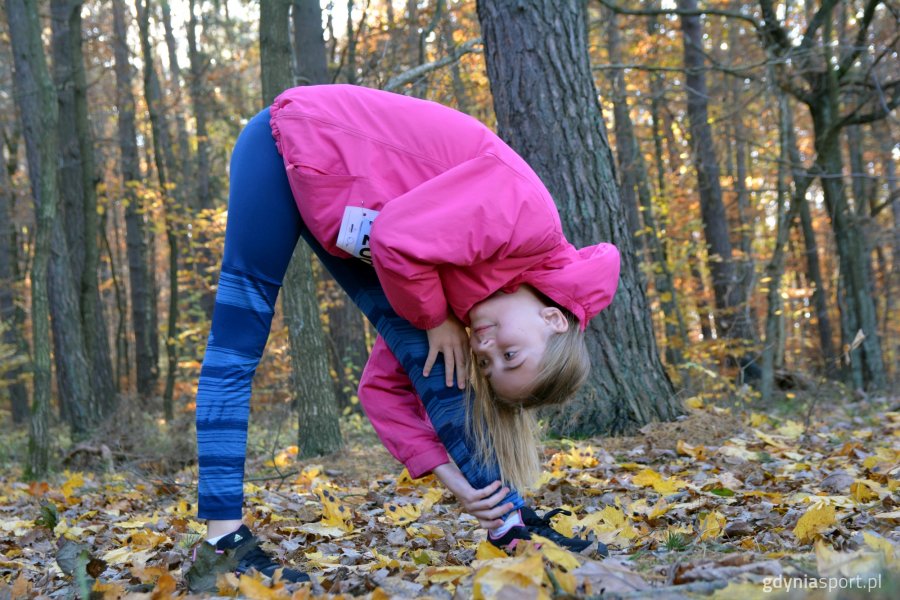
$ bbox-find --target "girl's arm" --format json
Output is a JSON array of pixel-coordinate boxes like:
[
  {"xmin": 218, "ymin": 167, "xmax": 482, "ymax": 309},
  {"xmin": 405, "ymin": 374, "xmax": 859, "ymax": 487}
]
[
  {"xmin": 369, "ymin": 153, "xmax": 562, "ymax": 330},
  {"xmin": 358, "ymin": 337, "xmax": 450, "ymax": 478}
]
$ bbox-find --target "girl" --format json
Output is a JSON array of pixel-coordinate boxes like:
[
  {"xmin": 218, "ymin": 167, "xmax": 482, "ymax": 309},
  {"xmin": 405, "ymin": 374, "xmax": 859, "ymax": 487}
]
[{"xmin": 194, "ymin": 85, "xmax": 620, "ymax": 582}]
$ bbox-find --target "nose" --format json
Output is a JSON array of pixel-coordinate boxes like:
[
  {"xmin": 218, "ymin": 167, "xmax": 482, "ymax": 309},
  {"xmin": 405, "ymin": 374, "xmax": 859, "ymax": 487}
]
[{"xmin": 474, "ymin": 335, "xmax": 494, "ymax": 350}]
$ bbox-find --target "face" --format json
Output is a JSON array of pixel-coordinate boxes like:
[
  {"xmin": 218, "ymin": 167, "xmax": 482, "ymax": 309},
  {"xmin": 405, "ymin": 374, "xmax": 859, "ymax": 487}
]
[{"xmin": 468, "ymin": 287, "xmax": 569, "ymax": 402}]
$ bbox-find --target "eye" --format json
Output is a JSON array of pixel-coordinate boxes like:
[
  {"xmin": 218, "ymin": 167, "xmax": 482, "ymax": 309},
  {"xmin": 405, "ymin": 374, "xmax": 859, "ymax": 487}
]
[
  {"xmin": 477, "ymin": 358, "xmax": 489, "ymax": 369},
  {"xmin": 503, "ymin": 351, "xmax": 517, "ymax": 361}
]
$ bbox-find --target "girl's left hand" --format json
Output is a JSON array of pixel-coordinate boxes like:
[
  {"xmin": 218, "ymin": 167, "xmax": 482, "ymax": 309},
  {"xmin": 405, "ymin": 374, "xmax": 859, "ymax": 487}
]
[{"xmin": 424, "ymin": 316, "xmax": 469, "ymax": 388}]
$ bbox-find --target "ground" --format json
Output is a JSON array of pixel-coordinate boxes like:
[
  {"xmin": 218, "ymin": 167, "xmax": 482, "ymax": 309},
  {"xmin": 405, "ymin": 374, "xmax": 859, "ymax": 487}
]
[{"xmin": 1, "ymin": 386, "xmax": 898, "ymax": 599}]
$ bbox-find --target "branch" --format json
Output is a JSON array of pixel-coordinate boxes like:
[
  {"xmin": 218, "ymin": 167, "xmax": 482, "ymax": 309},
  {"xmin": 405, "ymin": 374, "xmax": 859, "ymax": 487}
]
[
  {"xmin": 838, "ymin": 0, "xmax": 883, "ymax": 79},
  {"xmin": 383, "ymin": 37, "xmax": 482, "ymax": 92},
  {"xmin": 757, "ymin": 0, "xmax": 791, "ymax": 54},
  {"xmin": 797, "ymin": 0, "xmax": 841, "ymax": 58},
  {"xmin": 591, "ymin": 56, "xmax": 770, "ymax": 79},
  {"xmin": 595, "ymin": 0, "xmax": 762, "ymax": 29}
]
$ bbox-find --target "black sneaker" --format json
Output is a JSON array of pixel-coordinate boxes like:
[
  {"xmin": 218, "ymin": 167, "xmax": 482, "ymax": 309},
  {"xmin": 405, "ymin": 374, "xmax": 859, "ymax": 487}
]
[
  {"xmin": 488, "ymin": 508, "xmax": 609, "ymax": 557},
  {"xmin": 190, "ymin": 525, "xmax": 310, "ymax": 585}
]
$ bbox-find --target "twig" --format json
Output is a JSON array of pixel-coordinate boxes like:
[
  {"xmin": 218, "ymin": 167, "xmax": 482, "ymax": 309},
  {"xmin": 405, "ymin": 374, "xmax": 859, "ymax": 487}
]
[{"xmin": 384, "ymin": 37, "xmax": 482, "ymax": 92}]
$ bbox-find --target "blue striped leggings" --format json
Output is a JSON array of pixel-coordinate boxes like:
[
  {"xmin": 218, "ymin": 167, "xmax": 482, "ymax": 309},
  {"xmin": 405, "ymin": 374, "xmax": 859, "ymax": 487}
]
[{"xmin": 196, "ymin": 108, "xmax": 524, "ymax": 520}]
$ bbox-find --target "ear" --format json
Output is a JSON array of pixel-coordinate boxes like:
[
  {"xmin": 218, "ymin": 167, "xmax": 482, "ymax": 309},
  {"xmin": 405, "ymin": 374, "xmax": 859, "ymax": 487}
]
[{"xmin": 540, "ymin": 306, "xmax": 569, "ymax": 333}]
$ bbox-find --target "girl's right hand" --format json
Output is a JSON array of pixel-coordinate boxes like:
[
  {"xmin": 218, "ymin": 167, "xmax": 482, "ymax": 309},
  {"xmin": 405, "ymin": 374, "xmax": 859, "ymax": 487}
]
[
  {"xmin": 433, "ymin": 463, "xmax": 515, "ymax": 529},
  {"xmin": 423, "ymin": 316, "xmax": 469, "ymax": 389}
]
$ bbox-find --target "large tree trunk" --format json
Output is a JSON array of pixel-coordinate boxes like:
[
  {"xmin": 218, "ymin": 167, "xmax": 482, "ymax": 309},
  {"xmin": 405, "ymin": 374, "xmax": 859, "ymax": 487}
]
[
  {"xmin": 113, "ymin": 0, "xmax": 158, "ymax": 398},
  {"xmin": 0, "ymin": 131, "xmax": 30, "ymax": 424},
  {"xmin": 477, "ymin": 0, "xmax": 679, "ymax": 436},
  {"xmin": 261, "ymin": 0, "xmax": 342, "ymax": 457},
  {"xmin": 677, "ymin": 0, "xmax": 753, "ymax": 344},
  {"xmin": 57, "ymin": 0, "xmax": 117, "ymax": 414},
  {"xmin": 7, "ymin": 0, "xmax": 59, "ymax": 476},
  {"xmin": 293, "ymin": 0, "xmax": 369, "ymax": 411},
  {"xmin": 136, "ymin": 0, "xmax": 180, "ymax": 418},
  {"xmin": 49, "ymin": 0, "xmax": 98, "ymax": 437}
]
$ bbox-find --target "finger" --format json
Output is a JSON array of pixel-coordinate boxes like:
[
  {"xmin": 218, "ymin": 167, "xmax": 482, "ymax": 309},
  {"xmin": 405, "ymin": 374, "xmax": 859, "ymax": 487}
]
[
  {"xmin": 471, "ymin": 480, "xmax": 502, "ymax": 500},
  {"xmin": 455, "ymin": 347, "xmax": 467, "ymax": 389},
  {"xmin": 473, "ymin": 503, "xmax": 516, "ymax": 522},
  {"xmin": 423, "ymin": 347, "xmax": 437, "ymax": 377},
  {"xmin": 480, "ymin": 518, "xmax": 505, "ymax": 530},
  {"xmin": 442, "ymin": 346, "xmax": 454, "ymax": 387},
  {"xmin": 469, "ymin": 487, "xmax": 510, "ymax": 511}
]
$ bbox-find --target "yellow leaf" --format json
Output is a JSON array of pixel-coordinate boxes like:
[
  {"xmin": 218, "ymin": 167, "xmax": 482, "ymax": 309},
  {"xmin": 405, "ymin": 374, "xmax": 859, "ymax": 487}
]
[
  {"xmin": 529, "ymin": 535, "xmax": 581, "ymax": 571},
  {"xmin": 814, "ymin": 539, "xmax": 885, "ymax": 577},
  {"xmin": 793, "ymin": 502, "xmax": 836, "ymax": 543},
  {"xmin": 61, "ymin": 472, "xmax": 85, "ymax": 499},
  {"xmin": 685, "ymin": 397, "xmax": 704, "ymax": 409},
  {"xmin": 551, "ymin": 567, "xmax": 577, "ymax": 594},
  {"xmin": 314, "ymin": 487, "xmax": 354, "ymax": 532},
  {"xmin": 475, "ymin": 541, "xmax": 508, "ymax": 560},
  {"xmin": 238, "ymin": 570, "xmax": 290, "ymax": 599},
  {"xmin": 472, "ymin": 553, "xmax": 548, "ymax": 600},
  {"xmin": 753, "ymin": 429, "xmax": 789, "ymax": 449},
  {"xmin": 862, "ymin": 532, "xmax": 897, "ymax": 565},
  {"xmin": 851, "ymin": 481, "xmax": 879, "ymax": 503},
  {"xmin": 384, "ymin": 502, "xmax": 422, "ymax": 525},
  {"xmin": 416, "ymin": 565, "xmax": 472, "ymax": 585},
  {"xmin": 676, "ymin": 439, "xmax": 706, "ymax": 460},
  {"xmin": 697, "ymin": 511, "xmax": 725, "ymax": 540},
  {"xmin": 632, "ymin": 468, "xmax": 687, "ymax": 495},
  {"xmin": 748, "ymin": 414, "xmax": 768, "ymax": 428},
  {"xmin": 406, "ymin": 524, "xmax": 445, "ymax": 540},
  {"xmin": 776, "ymin": 420, "xmax": 805, "ymax": 439}
]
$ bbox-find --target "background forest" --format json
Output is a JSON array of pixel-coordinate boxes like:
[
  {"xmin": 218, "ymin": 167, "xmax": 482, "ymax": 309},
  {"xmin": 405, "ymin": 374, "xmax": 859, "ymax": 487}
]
[{"xmin": 0, "ymin": 0, "xmax": 898, "ymax": 597}]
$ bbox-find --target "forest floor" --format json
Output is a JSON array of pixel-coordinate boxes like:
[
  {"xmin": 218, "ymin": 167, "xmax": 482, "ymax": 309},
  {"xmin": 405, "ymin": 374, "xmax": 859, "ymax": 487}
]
[{"xmin": 1, "ymin": 383, "xmax": 899, "ymax": 599}]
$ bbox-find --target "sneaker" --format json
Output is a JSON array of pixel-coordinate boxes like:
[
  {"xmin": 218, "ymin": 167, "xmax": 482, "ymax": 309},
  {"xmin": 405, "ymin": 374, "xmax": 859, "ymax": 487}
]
[
  {"xmin": 191, "ymin": 524, "xmax": 310, "ymax": 584},
  {"xmin": 488, "ymin": 507, "xmax": 609, "ymax": 557}
]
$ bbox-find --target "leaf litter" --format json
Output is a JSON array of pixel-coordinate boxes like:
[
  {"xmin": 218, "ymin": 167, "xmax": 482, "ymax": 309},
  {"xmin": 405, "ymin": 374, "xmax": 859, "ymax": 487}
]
[{"xmin": 1, "ymin": 393, "xmax": 898, "ymax": 598}]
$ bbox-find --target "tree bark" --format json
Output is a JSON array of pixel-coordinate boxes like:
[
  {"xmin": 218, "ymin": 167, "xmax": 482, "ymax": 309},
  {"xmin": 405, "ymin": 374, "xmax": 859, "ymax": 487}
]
[
  {"xmin": 7, "ymin": 0, "xmax": 59, "ymax": 476},
  {"xmin": 261, "ymin": 0, "xmax": 342, "ymax": 457},
  {"xmin": 677, "ymin": 0, "xmax": 753, "ymax": 345},
  {"xmin": 293, "ymin": 0, "xmax": 369, "ymax": 411},
  {"xmin": 0, "ymin": 130, "xmax": 30, "ymax": 423},
  {"xmin": 113, "ymin": 0, "xmax": 158, "ymax": 398},
  {"xmin": 49, "ymin": 0, "xmax": 98, "ymax": 436},
  {"xmin": 477, "ymin": 0, "xmax": 680, "ymax": 436},
  {"xmin": 604, "ymin": 7, "xmax": 686, "ymax": 366},
  {"xmin": 136, "ymin": 0, "xmax": 180, "ymax": 418}
]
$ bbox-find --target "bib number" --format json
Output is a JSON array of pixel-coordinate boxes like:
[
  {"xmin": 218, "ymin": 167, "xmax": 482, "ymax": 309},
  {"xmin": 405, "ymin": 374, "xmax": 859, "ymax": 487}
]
[{"xmin": 336, "ymin": 206, "xmax": 379, "ymax": 264}]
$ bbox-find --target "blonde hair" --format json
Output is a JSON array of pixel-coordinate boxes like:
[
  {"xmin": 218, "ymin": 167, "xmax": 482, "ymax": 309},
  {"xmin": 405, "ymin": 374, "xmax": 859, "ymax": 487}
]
[{"xmin": 465, "ymin": 310, "xmax": 590, "ymax": 491}]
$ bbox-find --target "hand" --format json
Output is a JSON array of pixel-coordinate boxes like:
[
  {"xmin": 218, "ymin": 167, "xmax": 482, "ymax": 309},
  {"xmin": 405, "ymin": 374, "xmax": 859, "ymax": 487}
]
[
  {"xmin": 433, "ymin": 463, "xmax": 515, "ymax": 529},
  {"xmin": 424, "ymin": 315, "xmax": 469, "ymax": 389}
]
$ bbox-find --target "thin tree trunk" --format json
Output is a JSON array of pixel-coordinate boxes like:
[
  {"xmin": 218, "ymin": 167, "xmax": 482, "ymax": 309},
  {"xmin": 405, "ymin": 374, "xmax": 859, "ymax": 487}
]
[
  {"xmin": 677, "ymin": 0, "xmax": 752, "ymax": 344},
  {"xmin": 292, "ymin": 0, "xmax": 330, "ymax": 85},
  {"xmin": 604, "ymin": 7, "xmax": 686, "ymax": 366},
  {"xmin": 7, "ymin": 0, "xmax": 60, "ymax": 476},
  {"xmin": 0, "ymin": 131, "xmax": 30, "ymax": 423},
  {"xmin": 113, "ymin": 0, "xmax": 157, "ymax": 398},
  {"xmin": 477, "ymin": 0, "xmax": 679, "ymax": 436},
  {"xmin": 136, "ymin": 0, "xmax": 180, "ymax": 418},
  {"xmin": 872, "ymin": 124, "xmax": 898, "ymax": 370},
  {"xmin": 261, "ymin": 0, "xmax": 342, "ymax": 457}
]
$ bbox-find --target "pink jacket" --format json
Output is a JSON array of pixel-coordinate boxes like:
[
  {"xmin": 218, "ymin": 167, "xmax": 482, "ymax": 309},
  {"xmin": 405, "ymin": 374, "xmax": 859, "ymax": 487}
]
[{"xmin": 270, "ymin": 85, "xmax": 620, "ymax": 477}]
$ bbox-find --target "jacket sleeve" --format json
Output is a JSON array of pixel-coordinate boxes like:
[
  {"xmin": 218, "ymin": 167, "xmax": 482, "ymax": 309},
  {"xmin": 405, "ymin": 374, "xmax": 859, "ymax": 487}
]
[
  {"xmin": 358, "ymin": 337, "xmax": 450, "ymax": 478},
  {"xmin": 369, "ymin": 153, "xmax": 562, "ymax": 329}
]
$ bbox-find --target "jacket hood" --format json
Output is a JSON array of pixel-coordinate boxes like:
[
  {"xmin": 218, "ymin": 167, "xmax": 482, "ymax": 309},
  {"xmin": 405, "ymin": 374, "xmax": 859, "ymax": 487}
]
[{"xmin": 520, "ymin": 242, "xmax": 621, "ymax": 330}]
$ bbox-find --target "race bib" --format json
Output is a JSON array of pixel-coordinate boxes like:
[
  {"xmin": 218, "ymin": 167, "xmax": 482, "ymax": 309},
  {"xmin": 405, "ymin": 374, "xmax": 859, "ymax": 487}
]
[{"xmin": 336, "ymin": 206, "xmax": 379, "ymax": 264}]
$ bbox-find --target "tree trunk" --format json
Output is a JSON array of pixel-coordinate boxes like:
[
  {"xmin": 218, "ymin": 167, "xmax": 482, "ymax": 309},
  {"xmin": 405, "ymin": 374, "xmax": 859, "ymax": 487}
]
[
  {"xmin": 604, "ymin": 7, "xmax": 686, "ymax": 367},
  {"xmin": 7, "ymin": 0, "xmax": 59, "ymax": 476},
  {"xmin": 136, "ymin": 0, "xmax": 180, "ymax": 418},
  {"xmin": 292, "ymin": 0, "xmax": 330, "ymax": 85},
  {"xmin": 49, "ymin": 0, "xmax": 98, "ymax": 437},
  {"xmin": 872, "ymin": 124, "xmax": 898, "ymax": 369},
  {"xmin": 113, "ymin": 0, "xmax": 158, "ymax": 398},
  {"xmin": 261, "ymin": 0, "xmax": 342, "ymax": 457},
  {"xmin": 0, "ymin": 131, "xmax": 30, "ymax": 423},
  {"xmin": 477, "ymin": 0, "xmax": 679, "ymax": 436},
  {"xmin": 185, "ymin": 0, "xmax": 217, "ymax": 318},
  {"xmin": 62, "ymin": 0, "xmax": 117, "ymax": 414},
  {"xmin": 677, "ymin": 0, "xmax": 752, "ymax": 344},
  {"xmin": 293, "ymin": 0, "xmax": 369, "ymax": 411}
]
